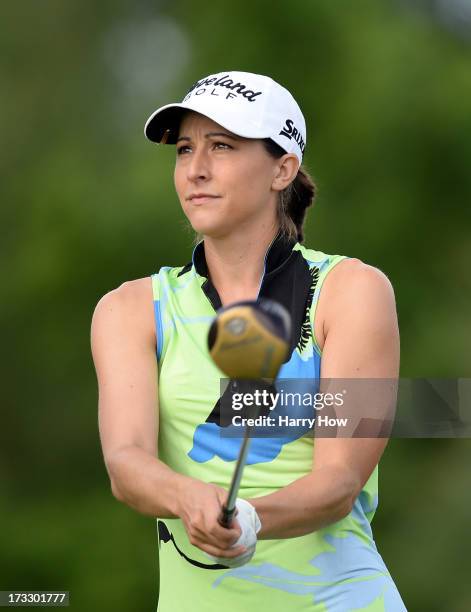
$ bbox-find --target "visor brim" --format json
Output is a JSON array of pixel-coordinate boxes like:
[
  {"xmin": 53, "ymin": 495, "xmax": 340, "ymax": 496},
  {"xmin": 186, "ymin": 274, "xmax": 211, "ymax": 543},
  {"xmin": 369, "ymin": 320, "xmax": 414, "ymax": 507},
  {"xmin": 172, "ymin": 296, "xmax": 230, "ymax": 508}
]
[{"xmin": 144, "ymin": 104, "xmax": 189, "ymax": 144}]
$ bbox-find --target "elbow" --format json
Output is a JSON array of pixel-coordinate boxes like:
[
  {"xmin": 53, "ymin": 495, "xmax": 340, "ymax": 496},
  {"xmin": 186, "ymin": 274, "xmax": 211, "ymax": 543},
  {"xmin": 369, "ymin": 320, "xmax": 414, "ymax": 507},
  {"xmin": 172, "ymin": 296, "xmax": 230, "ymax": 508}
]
[
  {"xmin": 335, "ymin": 473, "xmax": 362, "ymax": 521},
  {"xmin": 105, "ymin": 455, "xmax": 125, "ymax": 502},
  {"xmin": 110, "ymin": 478, "xmax": 124, "ymax": 502},
  {"xmin": 104, "ymin": 447, "xmax": 130, "ymax": 502},
  {"xmin": 337, "ymin": 494, "xmax": 355, "ymax": 521}
]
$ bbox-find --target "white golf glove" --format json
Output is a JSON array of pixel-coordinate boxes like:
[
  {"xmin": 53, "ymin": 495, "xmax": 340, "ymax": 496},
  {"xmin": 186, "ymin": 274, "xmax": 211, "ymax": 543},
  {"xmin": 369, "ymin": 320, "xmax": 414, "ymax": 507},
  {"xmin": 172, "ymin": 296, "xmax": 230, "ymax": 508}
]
[{"xmin": 205, "ymin": 498, "xmax": 261, "ymax": 568}]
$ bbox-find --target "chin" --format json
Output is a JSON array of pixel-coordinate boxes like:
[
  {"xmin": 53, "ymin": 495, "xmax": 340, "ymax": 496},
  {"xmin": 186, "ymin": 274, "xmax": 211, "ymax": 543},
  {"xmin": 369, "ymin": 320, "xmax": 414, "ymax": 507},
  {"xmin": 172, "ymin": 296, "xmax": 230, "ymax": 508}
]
[
  {"xmin": 191, "ymin": 223, "xmax": 230, "ymax": 240},
  {"xmin": 187, "ymin": 212, "xmax": 232, "ymax": 239}
]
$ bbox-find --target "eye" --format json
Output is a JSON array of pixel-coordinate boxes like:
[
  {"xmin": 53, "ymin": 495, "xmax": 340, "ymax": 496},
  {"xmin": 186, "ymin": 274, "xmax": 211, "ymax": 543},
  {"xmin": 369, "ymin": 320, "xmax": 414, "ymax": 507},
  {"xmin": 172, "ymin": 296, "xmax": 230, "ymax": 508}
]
[
  {"xmin": 214, "ymin": 141, "xmax": 232, "ymax": 150},
  {"xmin": 176, "ymin": 145, "xmax": 191, "ymax": 156}
]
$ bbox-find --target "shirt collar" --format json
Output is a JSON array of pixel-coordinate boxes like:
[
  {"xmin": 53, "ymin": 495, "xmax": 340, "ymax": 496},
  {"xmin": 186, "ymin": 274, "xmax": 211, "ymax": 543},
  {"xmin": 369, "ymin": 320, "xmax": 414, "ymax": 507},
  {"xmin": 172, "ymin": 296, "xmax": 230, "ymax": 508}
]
[
  {"xmin": 179, "ymin": 231, "xmax": 312, "ymax": 355},
  {"xmin": 191, "ymin": 230, "xmax": 298, "ymax": 280}
]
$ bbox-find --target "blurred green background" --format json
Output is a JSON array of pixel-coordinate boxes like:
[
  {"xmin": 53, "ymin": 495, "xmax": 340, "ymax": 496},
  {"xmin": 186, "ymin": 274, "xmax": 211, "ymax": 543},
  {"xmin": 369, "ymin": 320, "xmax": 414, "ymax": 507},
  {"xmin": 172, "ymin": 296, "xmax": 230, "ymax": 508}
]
[{"xmin": 1, "ymin": 1, "xmax": 470, "ymax": 610}]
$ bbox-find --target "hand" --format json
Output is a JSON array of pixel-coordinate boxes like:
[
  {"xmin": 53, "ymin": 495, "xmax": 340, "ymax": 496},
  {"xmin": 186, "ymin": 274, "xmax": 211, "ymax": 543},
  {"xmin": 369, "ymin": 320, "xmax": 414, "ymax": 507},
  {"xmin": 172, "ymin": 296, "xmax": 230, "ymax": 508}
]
[
  {"xmin": 205, "ymin": 498, "xmax": 262, "ymax": 568},
  {"xmin": 176, "ymin": 477, "xmax": 247, "ymax": 560}
]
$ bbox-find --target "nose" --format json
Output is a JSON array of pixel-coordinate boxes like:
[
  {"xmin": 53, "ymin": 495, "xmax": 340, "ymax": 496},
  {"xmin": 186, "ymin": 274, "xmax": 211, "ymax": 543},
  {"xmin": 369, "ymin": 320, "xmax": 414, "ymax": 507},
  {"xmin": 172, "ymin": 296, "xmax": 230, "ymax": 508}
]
[{"xmin": 187, "ymin": 147, "xmax": 211, "ymax": 182}]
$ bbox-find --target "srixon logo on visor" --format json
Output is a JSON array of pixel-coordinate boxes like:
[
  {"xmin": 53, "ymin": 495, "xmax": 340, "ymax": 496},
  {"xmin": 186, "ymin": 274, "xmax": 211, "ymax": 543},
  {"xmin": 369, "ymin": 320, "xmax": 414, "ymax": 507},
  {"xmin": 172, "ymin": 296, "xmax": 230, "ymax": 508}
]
[
  {"xmin": 183, "ymin": 74, "xmax": 263, "ymax": 103},
  {"xmin": 279, "ymin": 119, "xmax": 306, "ymax": 155}
]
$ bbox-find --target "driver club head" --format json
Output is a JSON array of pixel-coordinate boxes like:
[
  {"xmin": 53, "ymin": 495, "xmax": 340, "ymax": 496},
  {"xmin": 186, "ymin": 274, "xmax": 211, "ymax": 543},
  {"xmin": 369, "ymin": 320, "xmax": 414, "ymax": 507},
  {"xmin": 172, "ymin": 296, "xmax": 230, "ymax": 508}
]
[{"xmin": 207, "ymin": 298, "xmax": 291, "ymax": 380}]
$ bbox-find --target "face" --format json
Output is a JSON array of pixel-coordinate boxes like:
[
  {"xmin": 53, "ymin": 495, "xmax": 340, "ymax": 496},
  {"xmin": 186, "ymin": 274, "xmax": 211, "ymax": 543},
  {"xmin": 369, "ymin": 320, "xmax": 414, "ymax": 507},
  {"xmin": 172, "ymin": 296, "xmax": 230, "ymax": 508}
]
[{"xmin": 173, "ymin": 111, "xmax": 291, "ymax": 239}]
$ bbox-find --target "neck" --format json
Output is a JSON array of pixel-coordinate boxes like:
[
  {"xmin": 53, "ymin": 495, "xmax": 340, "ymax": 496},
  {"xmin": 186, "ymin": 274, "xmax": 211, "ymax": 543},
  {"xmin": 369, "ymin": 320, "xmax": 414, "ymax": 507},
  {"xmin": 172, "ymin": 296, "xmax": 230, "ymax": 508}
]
[{"xmin": 202, "ymin": 223, "xmax": 280, "ymax": 305}]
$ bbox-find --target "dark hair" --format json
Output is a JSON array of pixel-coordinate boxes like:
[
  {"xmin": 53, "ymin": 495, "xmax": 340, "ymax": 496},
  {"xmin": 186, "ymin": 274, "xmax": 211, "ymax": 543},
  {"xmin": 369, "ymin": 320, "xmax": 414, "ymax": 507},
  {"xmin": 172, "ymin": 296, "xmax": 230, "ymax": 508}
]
[{"xmin": 261, "ymin": 138, "xmax": 316, "ymax": 244}]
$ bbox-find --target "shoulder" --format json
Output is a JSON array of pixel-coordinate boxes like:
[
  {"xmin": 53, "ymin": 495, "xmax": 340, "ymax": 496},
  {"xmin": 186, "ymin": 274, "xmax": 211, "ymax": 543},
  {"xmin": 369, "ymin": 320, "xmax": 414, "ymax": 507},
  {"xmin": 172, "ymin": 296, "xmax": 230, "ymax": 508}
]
[
  {"xmin": 324, "ymin": 257, "xmax": 396, "ymax": 298},
  {"xmin": 297, "ymin": 242, "xmax": 393, "ymax": 291},
  {"xmin": 91, "ymin": 277, "xmax": 155, "ymax": 347},
  {"xmin": 316, "ymin": 257, "xmax": 398, "ymax": 347},
  {"xmin": 93, "ymin": 276, "xmax": 153, "ymax": 313}
]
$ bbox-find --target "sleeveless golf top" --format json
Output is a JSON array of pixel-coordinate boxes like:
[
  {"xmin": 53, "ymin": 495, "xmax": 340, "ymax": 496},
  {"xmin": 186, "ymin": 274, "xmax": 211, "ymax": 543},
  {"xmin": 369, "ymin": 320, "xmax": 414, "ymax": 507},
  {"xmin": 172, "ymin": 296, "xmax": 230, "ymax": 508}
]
[{"xmin": 151, "ymin": 233, "xmax": 406, "ymax": 611}]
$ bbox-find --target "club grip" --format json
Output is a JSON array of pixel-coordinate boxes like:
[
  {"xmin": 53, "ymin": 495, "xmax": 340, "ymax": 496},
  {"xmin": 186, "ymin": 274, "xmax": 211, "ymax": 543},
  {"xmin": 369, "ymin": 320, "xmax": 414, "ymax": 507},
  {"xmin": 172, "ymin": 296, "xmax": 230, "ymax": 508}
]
[{"xmin": 218, "ymin": 504, "xmax": 236, "ymax": 529}]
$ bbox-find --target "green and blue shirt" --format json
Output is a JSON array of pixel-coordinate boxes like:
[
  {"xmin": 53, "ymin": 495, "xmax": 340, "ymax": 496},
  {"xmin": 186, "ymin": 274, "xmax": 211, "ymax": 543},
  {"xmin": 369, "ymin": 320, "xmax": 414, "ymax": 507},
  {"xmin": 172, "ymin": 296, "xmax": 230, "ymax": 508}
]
[{"xmin": 151, "ymin": 233, "xmax": 406, "ymax": 611}]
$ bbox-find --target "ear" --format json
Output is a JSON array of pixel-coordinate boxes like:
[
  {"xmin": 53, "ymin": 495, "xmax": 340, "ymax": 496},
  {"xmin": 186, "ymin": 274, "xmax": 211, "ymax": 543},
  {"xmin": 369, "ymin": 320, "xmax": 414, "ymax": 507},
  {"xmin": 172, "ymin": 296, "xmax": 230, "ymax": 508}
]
[{"xmin": 271, "ymin": 154, "xmax": 300, "ymax": 192}]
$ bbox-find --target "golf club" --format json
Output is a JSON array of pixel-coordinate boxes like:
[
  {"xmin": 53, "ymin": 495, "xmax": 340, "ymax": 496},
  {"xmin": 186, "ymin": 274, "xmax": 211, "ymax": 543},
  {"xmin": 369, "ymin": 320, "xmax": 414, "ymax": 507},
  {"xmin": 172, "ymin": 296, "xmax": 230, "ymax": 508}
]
[{"xmin": 207, "ymin": 298, "xmax": 291, "ymax": 527}]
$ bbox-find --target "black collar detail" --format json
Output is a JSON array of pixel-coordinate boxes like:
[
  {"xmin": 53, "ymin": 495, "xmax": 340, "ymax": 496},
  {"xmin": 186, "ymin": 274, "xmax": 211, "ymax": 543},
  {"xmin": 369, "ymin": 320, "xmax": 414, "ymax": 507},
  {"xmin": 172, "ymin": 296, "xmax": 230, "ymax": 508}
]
[
  {"xmin": 177, "ymin": 232, "xmax": 315, "ymax": 355},
  {"xmin": 178, "ymin": 231, "xmax": 297, "ymax": 281}
]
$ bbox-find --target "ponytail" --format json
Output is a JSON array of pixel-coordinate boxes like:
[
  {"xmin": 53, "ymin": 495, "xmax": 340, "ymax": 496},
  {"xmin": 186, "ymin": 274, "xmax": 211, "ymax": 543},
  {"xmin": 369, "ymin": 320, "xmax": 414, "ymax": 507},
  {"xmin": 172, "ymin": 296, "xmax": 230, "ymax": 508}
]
[{"xmin": 262, "ymin": 139, "xmax": 316, "ymax": 243}]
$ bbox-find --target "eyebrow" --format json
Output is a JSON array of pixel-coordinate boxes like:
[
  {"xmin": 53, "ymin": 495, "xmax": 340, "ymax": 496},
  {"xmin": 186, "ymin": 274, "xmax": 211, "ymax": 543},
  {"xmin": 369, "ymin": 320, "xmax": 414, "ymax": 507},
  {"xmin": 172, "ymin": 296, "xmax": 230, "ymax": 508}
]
[{"xmin": 176, "ymin": 131, "xmax": 241, "ymax": 144}]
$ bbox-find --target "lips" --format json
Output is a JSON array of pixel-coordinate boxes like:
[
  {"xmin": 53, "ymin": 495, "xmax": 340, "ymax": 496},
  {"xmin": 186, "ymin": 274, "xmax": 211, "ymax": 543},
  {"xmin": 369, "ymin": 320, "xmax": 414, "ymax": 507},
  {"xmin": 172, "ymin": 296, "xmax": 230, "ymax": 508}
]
[{"xmin": 188, "ymin": 194, "xmax": 221, "ymax": 203}]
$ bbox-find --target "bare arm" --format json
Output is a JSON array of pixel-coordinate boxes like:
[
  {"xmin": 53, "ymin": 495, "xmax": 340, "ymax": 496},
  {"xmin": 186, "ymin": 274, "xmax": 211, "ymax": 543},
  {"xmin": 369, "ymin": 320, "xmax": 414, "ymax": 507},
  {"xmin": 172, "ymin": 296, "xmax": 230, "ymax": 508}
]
[
  {"xmin": 91, "ymin": 279, "xmax": 246, "ymax": 558},
  {"xmin": 91, "ymin": 279, "xmax": 185, "ymax": 518},
  {"xmin": 247, "ymin": 259, "xmax": 400, "ymax": 538}
]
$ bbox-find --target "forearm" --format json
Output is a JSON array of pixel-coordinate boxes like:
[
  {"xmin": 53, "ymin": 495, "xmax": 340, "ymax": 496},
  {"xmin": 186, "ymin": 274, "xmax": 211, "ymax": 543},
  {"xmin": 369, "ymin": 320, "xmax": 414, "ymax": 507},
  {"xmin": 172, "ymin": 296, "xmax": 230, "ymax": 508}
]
[
  {"xmin": 246, "ymin": 465, "xmax": 359, "ymax": 539},
  {"xmin": 107, "ymin": 445, "xmax": 190, "ymax": 518}
]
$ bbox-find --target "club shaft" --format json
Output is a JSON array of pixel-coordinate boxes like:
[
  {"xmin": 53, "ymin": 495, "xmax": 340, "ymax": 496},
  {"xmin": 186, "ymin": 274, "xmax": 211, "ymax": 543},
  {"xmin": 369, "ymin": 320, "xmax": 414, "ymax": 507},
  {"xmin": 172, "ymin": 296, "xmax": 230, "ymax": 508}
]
[
  {"xmin": 219, "ymin": 425, "xmax": 252, "ymax": 527},
  {"xmin": 226, "ymin": 426, "xmax": 252, "ymax": 510}
]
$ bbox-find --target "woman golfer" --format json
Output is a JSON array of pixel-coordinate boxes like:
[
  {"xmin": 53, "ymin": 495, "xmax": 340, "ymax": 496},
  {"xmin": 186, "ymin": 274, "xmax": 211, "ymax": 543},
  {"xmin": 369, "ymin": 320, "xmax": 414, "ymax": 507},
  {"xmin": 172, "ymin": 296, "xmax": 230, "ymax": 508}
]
[{"xmin": 91, "ymin": 71, "xmax": 407, "ymax": 611}]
